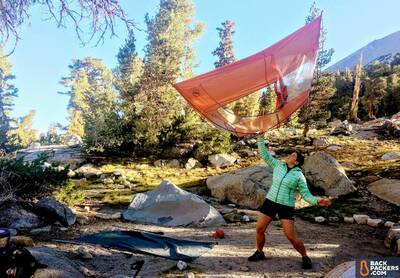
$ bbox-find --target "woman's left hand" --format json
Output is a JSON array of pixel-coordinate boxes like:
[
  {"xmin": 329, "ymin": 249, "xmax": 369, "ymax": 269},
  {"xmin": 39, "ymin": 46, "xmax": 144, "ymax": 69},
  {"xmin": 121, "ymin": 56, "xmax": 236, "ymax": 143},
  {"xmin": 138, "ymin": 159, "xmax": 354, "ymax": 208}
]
[{"xmin": 317, "ymin": 198, "xmax": 332, "ymax": 207}]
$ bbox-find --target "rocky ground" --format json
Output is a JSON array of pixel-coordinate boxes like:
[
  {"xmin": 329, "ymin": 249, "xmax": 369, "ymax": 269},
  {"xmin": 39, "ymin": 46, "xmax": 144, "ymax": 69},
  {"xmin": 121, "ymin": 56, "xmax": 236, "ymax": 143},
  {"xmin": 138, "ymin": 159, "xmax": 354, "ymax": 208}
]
[
  {"xmin": 2, "ymin": 115, "xmax": 400, "ymax": 277},
  {"xmin": 27, "ymin": 216, "xmax": 390, "ymax": 278}
]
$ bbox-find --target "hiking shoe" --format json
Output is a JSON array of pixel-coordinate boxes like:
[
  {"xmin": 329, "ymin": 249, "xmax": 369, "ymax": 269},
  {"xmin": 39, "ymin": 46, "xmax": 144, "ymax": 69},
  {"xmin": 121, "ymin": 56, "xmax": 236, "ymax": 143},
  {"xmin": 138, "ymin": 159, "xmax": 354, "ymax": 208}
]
[
  {"xmin": 248, "ymin": 250, "xmax": 265, "ymax": 262},
  {"xmin": 302, "ymin": 256, "xmax": 313, "ymax": 269}
]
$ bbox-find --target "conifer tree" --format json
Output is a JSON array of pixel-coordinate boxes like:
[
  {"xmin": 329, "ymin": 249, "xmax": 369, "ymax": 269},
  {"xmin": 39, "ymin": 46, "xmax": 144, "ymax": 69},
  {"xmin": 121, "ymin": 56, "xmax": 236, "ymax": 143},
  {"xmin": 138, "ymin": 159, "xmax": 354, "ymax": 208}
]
[
  {"xmin": 0, "ymin": 48, "xmax": 18, "ymax": 150},
  {"xmin": 133, "ymin": 0, "xmax": 203, "ymax": 148},
  {"xmin": 61, "ymin": 58, "xmax": 121, "ymax": 150},
  {"xmin": 7, "ymin": 110, "xmax": 38, "ymax": 149},
  {"xmin": 298, "ymin": 2, "xmax": 334, "ymax": 136},
  {"xmin": 212, "ymin": 20, "xmax": 259, "ymax": 117}
]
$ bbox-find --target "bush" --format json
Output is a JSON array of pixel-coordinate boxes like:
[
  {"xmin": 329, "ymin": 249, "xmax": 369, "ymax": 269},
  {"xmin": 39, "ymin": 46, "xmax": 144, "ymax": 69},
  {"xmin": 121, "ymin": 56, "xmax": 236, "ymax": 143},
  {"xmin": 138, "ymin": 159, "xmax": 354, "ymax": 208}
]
[
  {"xmin": 0, "ymin": 153, "xmax": 69, "ymax": 202},
  {"xmin": 190, "ymin": 123, "xmax": 233, "ymax": 161},
  {"xmin": 53, "ymin": 181, "xmax": 85, "ymax": 206}
]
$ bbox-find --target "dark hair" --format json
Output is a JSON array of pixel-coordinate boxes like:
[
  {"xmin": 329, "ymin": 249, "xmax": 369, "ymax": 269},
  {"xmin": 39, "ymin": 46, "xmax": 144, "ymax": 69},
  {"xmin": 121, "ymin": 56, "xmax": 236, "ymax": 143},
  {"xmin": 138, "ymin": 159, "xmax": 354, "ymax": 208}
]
[{"xmin": 295, "ymin": 151, "xmax": 305, "ymax": 167}]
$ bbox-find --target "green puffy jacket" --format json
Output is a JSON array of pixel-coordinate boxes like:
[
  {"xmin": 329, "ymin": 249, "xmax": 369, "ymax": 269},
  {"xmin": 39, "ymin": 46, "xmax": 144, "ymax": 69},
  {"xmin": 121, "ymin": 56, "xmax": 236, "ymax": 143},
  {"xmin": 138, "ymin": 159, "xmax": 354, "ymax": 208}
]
[{"xmin": 258, "ymin": 138, "xmax": 318, "ymax": 207}]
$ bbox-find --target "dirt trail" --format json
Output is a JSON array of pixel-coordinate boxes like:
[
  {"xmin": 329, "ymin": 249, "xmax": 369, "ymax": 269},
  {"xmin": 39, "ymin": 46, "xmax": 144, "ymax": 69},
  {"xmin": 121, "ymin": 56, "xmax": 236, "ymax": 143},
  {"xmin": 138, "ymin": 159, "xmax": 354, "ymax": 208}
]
[{"xmin": 35, "ymin": 216, "xmax": 389, "ymax": 278}]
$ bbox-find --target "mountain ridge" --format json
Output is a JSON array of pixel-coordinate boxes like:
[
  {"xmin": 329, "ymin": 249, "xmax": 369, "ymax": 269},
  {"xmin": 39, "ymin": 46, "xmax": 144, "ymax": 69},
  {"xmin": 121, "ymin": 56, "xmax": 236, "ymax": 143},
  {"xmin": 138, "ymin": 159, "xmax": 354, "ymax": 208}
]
[{"xmin": 325, "ymin": 30, "xmax": 400, "ymax": 72}]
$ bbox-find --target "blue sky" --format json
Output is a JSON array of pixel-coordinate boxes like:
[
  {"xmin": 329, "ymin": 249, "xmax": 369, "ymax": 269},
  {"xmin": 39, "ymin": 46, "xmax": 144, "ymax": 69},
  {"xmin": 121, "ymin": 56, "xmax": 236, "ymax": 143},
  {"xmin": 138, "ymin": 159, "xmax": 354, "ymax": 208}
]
[{"xmin": 5, "ymin": 0, "xmax": 400, "ymax": 132}]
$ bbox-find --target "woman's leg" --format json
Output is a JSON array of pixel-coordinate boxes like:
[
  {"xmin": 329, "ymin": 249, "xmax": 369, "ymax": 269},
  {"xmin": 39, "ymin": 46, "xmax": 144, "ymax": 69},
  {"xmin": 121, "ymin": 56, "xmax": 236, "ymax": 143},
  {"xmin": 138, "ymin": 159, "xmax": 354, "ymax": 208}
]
[
  {"xmin": 256, "ymin": 213, "xmax": 273, "ymax": 251},
  {"xmin": 280, "ymin": 219, "xmax": 307, "ymax": 256}
]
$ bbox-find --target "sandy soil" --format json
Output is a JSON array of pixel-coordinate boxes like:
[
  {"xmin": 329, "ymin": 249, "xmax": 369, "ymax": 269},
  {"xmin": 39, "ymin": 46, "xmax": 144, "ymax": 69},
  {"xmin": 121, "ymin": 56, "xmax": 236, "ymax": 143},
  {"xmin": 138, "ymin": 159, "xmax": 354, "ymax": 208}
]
[{"xmin": 33, "ymin": 215, "xmax": 390, "ymax": 278}]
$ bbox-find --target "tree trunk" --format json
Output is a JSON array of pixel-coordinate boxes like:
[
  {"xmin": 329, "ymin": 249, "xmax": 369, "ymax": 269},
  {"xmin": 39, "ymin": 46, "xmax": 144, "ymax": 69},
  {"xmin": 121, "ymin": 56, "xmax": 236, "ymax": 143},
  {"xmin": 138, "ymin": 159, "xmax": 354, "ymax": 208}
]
[
  {"xmin": 367, "ymin": 100, "xmax": 375, "ymax": 120},
  {"xmin": 303, "ymin": 122, "xmax": 309, "ymax": 137},
  {"xmin": 349, "ymin": 62, "xmax": 362, "ymax": 122}
]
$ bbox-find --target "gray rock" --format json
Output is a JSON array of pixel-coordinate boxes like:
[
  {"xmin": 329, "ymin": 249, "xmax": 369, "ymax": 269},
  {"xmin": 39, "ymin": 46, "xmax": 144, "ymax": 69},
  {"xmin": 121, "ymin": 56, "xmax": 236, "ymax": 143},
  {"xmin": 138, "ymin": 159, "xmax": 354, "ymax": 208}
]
[
  {"xmin": 381, "ymin": 152, "xmax": 400, "ymax": 161},
  {"xmin": 166, "ymin": 159, "xmax": 181, "ymax": 168},
  {"xmin": 0, "ymin": 201, "xmax": 42, "ymax": 230},
  {"xmin": 185, "ymin": 158, "xmax": 202, "ymax": 170},
  {"xmin": 113, "ymin": 170, "xmax": 123, "ymax": 177},
  {"xmin": 183, "ymin": 272, "xmax": 195, "ymax": 278},
  {"xmin": 35, "ymin": 198, "xmax": 76, "ymax": 226},
  {"xmin": 244, "ymin": 138, "xmax": 257, "ymax": 147},
  {"xmin": 313, "ymin": 137, "xmax": 330, "ymax": 148},
  {"xmin": 177, "ymin": 260, "xmax": 187, "ymax": 270},
  {"xmin": 30, "ymin": 226, "xmax": 52, "ymax": 235},
  {"xmin": 77, "ymin": 246, "xmax": 93, "ymax": 260},
  {"xmin": 351, "ymin": 130, "xmax": 380, "ymax": 140},
  {"xmin": 328, "ymin": 216, "xmax": 340, "ymax": 223},
  {"xmin": 16, "ymin": 145, "xmax": 85, "ymax": 170},
  {"xmin": 326, "ymin": 145, "xmax": 342, "ymax": 151},
  {"xmin": 209, "ymin": 154, "xmax": 236, "ymax": 167},
  {"xmin": 353, "ymin": 214, "xmax": 369, "ymax": 224},
  {"xmin": 368, "ymin": 178, "xmax": 400, "ymax": 206},
  {"xmin": 367, "ymin": 218, "xmax": 384, "ymax": 227},
  {"xmin": 65, "ymin": 134, "xmax": 83, "ymax": 146},
  {"xmin": 206, "ymin": 165, "xmax": 273, "ymax": 209},
  {"xmin": 28, "ymin": 246, "xmax": 84, "ymax": 278},
  {"xmin": 385, "ymin": 225, "xmax": 400, "ymax": 255},
  {"xmin": 303, "ymin": 152, "xmax": 356, "ymax": 197},
  {"xmin": 76, "ymin": 164, "xmax": 103, "ymax": 179},
  {"xmin": 102, "ymin": 178, "xmax": 114, "ymax": 185},
  {"xmin": 385, "ymin": 221, "xmax": 395, "ymax": 228},
  {"xmin": 154, "ymin": 159, "xmax": 167, "ymax": 167},
  {"xmin": 330, "ymin": 120, "xmax": 353, "ymax": 136},
  {"xmin": 315, "ymin": 216, "xmax": 326, "ymax": 223},
  {"xmin": 343, "ymin": 217, "xmax": 354, "ymax": 224},
  {"xmin": 325, "ymin": 261, "xmax": 355, "ymax": 278}
]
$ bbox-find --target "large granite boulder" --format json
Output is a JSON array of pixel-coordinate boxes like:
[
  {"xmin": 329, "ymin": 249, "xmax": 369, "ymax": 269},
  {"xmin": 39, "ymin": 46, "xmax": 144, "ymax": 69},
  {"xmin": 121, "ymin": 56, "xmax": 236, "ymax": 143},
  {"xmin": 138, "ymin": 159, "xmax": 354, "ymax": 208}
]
[
  {"xmin": 206, "ymin": 165, "xmax": 273, "ymax": 209},
  {"xmin": 368, "ymin": 178, "xmax": 400, "ymax": 206},
  {"xmin": 75, "ymin": 164, "xmax": 103, "ymax": 179},
  {"xmin": 28, "ymin": 246, "xmax": 84, "ymax": 278},
  {"xmin": 0, "ymin": 201, "xmax": 42, "ymax": 230},
  {"xmin": 64, "ymin": 134, "xmax": 83, "ymax": 146},
  {"xmin": 325, "ymin": 261, "xmax": 355, "ymax": 278},
  {"xmin": 381, "ymin": 152, "xmax": 400, "ymax": 161},
  {"xmin": 385, "ymin": 225, "xmax": 400, "ymax": 255},
  {"xmin": 208, "ymin": 154, "xmax": 236, "ymax": 167},
  {"xmin": 35, "ymin": 198, "xmax": 76, "ymax": 226},
  {"xmin": 303, "ymin": 152, "xmax": 356, "ymax": 197},
  {"xmin": 16, "ymin": 145, "xmax": 85, "ymax": 170},
  {"xmin": 330, "ymin": 120, "xmax": 353, "ymax": 136},
  {"xmin": 123, "ymin": 180, "xmax": 225, "ymax": 227}
]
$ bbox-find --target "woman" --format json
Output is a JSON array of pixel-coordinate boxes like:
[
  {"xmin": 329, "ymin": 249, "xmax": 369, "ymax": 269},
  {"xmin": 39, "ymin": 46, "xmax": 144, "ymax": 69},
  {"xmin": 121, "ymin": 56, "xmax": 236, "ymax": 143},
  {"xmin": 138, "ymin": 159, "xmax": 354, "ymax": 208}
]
[{"xmin": 248, "ymin": 136, "xmax": 331, "ymax": 269}]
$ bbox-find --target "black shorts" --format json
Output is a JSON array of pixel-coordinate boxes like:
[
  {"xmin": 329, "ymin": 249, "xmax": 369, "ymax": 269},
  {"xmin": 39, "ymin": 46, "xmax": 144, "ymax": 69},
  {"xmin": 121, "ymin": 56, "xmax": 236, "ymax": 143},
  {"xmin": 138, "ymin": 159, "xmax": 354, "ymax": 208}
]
[{"xmin": 259, "ymin": 198, "xmax": 295, "ymax": 220}]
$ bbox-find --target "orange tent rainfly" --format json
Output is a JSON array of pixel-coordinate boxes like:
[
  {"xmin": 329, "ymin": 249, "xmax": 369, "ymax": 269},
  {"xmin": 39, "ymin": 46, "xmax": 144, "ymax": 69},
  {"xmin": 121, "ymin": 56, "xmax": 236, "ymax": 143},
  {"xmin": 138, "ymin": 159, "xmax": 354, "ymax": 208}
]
[{"xmin": 174, "ymin": 16, "xmax": 322, "ymax": 137}]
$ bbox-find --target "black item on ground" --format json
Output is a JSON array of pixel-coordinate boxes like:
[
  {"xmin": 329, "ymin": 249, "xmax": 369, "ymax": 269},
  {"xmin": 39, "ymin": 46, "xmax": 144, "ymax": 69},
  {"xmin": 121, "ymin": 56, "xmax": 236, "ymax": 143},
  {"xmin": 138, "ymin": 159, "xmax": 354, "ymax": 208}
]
[{"xmin": 77, "ymin": 230, "xmax": 215, "ymax": 262}]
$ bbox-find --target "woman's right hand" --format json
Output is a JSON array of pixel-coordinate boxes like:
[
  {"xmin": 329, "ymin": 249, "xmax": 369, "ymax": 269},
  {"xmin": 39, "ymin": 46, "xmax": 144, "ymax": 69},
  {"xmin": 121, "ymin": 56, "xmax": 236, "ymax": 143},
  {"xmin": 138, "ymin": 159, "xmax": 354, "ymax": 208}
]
[{"xmin": 317, "ymin": 198, "xmax": 332, "ymax": 207}]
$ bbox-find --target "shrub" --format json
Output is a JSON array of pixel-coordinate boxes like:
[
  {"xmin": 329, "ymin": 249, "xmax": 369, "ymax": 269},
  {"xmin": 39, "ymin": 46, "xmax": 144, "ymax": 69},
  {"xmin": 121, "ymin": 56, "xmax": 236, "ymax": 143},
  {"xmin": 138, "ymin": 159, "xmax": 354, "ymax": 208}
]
[
  {"xmin": 190, "ymin": 123, "xmax": 232, "ymax": 161},
  {"xmin": 53, "ymin": 181, "xmax": 85, "ymax": 206},
  {"xmin": 0, "ymin": 153, "xmax": 69, "ymax": 202}
]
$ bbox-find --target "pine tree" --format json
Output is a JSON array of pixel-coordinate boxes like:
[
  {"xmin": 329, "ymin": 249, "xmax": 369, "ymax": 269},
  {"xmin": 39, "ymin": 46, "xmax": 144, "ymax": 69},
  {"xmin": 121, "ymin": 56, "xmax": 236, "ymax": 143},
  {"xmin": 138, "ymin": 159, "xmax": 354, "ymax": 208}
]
[
  {"xmin": 363, "ymin": 61, "xmax": 388, "ymax": 119},
  {"xmin": 61, "ymin": 58, "xmax": 121, "ymax": 150},
  {"xmin": 0, "ymin": 48, "xmax": 18, "ymax": 151},
  {"xmin": 212, "ymin": 20, "xmax": 236, "ymax": 68},
  {"xmin": 7, "ymin": 110, "xmax": 38, "ymax": 149},
  {"xmin": 39, "ymin": 122, "xmax": 62, "ymax": 145},
  {"xmin": 298, "ymin": 2, "xmax": 334, "ymax": 136},
  {"xmin": 114, "ymin": 31, "xmax": 143, "ymax": 106},
  {"xmin": 384, "ymin": 72, "xmax": 400, "ymax": 115},
  {"xmin": 259, "ymin": 86, "xmax": 277, "ymax": 115},
  {"xmin": 212, "ymin": 20, "xmax": 259, "ymax": 118},
  {"xmin": 133, "ymin": 0, "xmax": 203, "ymax": 149}
]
